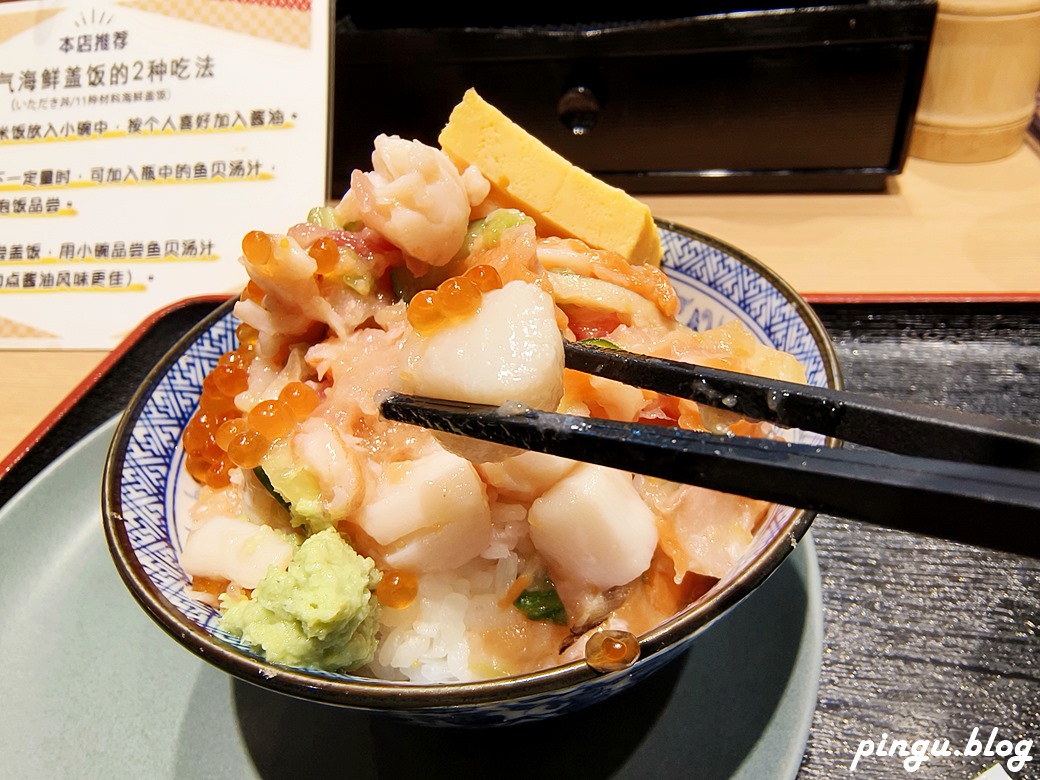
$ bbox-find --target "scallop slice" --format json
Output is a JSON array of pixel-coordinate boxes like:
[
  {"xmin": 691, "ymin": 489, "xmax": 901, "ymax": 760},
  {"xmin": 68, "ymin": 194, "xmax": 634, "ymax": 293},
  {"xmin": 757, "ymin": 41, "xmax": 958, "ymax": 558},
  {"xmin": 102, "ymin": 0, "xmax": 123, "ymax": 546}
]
[
  {"xmin": 353, "ymin": 448, "xmax": 492, "ymax": 572},
  {"xmin": 477, "ymin": 450, "xmax": 579, "ymax": 503},
  {"xmin": 528, "ymin": 463, "xmax": 658, "ymax": 590},
  {"xmin": 405, "ymin": 280, "xmax": 565, "ymax": 412}
]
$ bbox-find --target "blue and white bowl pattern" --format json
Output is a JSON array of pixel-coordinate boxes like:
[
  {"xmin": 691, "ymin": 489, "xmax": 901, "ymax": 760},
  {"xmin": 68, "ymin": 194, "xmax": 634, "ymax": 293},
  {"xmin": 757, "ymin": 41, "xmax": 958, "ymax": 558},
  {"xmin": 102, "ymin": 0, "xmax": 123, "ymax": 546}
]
[{"xmin": 106, "ymin": 222, "xmax": 837, "ymax": 725}]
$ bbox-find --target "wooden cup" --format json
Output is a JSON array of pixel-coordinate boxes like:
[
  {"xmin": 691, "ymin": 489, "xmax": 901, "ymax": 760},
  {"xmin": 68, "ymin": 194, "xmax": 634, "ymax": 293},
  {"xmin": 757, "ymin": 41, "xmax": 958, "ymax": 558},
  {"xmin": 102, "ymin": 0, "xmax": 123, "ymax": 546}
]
[{"xmin": 910, "ymin": 0, "xmax": 1040, "ymax": 163}]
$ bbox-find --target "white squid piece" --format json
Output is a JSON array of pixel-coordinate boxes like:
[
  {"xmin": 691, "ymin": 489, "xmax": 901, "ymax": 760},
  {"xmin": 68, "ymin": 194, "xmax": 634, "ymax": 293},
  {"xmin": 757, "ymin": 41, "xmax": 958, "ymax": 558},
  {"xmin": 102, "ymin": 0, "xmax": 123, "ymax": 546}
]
[{"xmin": 180, "ymin": 515, "xmax": 294, "ymax": 590}]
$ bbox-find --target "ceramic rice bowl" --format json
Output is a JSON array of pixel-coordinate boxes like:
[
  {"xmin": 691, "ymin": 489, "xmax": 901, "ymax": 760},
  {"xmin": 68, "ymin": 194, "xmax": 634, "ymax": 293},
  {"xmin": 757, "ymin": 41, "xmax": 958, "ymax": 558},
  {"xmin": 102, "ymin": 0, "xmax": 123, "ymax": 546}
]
[{"xmin": 102, "ymin": 220, "xmax": 841, "ymax": 727}]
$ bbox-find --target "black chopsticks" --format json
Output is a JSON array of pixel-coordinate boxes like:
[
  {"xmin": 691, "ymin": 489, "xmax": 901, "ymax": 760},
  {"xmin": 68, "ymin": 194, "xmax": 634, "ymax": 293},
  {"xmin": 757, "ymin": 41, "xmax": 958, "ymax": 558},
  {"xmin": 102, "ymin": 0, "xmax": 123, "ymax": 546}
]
[
  {"xmin": 563, "ymin": 341, "xmax": 1040, "ymax": 470},
  {"xmin": 379, "ymin": 342, "xmax": 1040, "ymax": 557}
]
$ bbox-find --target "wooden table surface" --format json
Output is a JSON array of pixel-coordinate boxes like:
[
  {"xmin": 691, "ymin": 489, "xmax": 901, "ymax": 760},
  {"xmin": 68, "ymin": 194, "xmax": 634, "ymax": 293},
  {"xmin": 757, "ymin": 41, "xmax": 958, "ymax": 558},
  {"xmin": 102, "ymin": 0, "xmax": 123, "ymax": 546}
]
[{"xmin": 643, "ymin": 140, "xmax": 1040, "ymax": 301}]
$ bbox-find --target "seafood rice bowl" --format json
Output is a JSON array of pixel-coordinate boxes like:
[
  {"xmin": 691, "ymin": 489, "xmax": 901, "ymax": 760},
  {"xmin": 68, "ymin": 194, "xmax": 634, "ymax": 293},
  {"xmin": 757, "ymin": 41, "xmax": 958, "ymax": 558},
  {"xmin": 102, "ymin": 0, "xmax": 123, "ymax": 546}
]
[{"xmin": 104, "ymin": 89, "xmax": 838, "ymax": 725}]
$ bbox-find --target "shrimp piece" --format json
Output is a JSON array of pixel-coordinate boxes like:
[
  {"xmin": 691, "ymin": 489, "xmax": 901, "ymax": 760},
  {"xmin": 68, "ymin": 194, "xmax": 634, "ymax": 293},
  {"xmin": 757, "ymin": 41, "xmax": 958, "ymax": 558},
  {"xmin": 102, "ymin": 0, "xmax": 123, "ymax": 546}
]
[
  {"xmin": 236, "ymin": 225, "xmax": 408, "ymax": 356},
  {"xmin": 346, "ymin": 134, "xmax": 490, "ymax": 267},
  {"xmin": 291, "ymin": 417, "xmax": 366, "ymax": 521},
  {"xmin": 234, "ymin": 233, "xmax": 341, "ymax": 367},
  {"xmin": 257, "ymin": 430, "xmax": 362, "ymax": 534},
  {"xmin": 238, "ymin": 234, "xmax": 325, "ymax": 325},
  {"xmin": 307, "ymin": 304, "xmax": 410, "ymax": 419},
  {"xmin": 235, "ymin": 344, "xmax": 311, "ymax": 413}
]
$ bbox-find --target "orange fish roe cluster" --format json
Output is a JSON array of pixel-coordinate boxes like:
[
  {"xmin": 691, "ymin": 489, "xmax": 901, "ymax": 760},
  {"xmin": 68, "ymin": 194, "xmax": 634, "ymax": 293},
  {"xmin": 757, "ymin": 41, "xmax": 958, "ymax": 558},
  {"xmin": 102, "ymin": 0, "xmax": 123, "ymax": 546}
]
[
  {"xmin": 182, "ymin": 319, "xmax": 258, "ymax": 487},
  {"xmin": 182, "ymin": 311, "xmax": 322, "ymax": 488},
  {"xmin": 226, "ymin": 427, "xmax": 269, "ymax": 471},
  {"xmin": 406, "ymin": 264, "xmax": 502, "ymax": 335},
  {"xmin": 244, "ymin": 228, "xmax": 343, "ymax": 280}
]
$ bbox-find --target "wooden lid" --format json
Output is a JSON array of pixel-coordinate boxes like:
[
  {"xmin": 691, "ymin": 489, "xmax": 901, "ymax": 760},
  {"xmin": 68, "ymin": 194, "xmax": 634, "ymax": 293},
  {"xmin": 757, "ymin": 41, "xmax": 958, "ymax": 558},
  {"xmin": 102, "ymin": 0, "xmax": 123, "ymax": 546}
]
[{"xmin": 910, "ymin": 116, "xmax": 1032, "ymax": 162}]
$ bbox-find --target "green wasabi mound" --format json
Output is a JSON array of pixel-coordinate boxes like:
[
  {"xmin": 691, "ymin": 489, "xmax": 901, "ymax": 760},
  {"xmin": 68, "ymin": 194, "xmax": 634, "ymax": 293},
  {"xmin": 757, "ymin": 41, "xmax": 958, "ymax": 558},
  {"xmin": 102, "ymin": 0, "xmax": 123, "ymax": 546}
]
[{"xmin": 220, "ymin": 527, "xmax": 382, "ymax": 672}]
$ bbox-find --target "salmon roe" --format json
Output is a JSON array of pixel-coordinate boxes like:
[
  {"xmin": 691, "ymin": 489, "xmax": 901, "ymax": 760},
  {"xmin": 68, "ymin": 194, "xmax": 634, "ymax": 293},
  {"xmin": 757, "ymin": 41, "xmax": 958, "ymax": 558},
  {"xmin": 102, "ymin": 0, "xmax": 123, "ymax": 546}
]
[
  {"xmin": 214, "ymin": 418, "xmax": 248, "ymax": 451},
  {"xmin": 212, "ymin": 354, "xmax": 250, "ymax": 397},
  {"xmin": 206, "ymin": 451, "xmax": 234, "ymax": 489},
  {"xmin": 375, "ymin": 569, "xmax": 419, "ymax": 609},
  {"xmin": 406, "ymin": 265, "xmax": 502, "ymax": 335},
  {"xmin": 227, "ymin": 428, "xmax": 270, "ymax": 470},
  {"xmin": 242, "ymin": 230, "xmax": 273, "ymax": 266},
  {"xmin": 585, "ymin": 629, "xmax": 640, "ymax": 673},
  {"xmin": 183, "ymin": 310, "xmax": 326, "ymax": 487},
  {"xmin": 248, "ymin": 399, "xmax": 296, "ymax": 440},
  {"xmin": 406, "ymin": 291, "xmax": 445, "ymax": 334},
  {"xmin": 464, "ymin": 263, "xmax": 502, "ymax": 293},
  {"xmin": 436, "ymin": 276, "xmax": 482, "ymax": 318},
  {"xmin": 236, "ymin": 322, "xmax": 259, "ymax": 346},
  {"xmin": 308, "ymin": 236, "xmax": 341, "ymax": 275},
  {"xmin": 183, "ymin": 410, "xmax": 219, "ymax": 456},
  {"xmin": 183, "ymin": 370, "xmax": 320, "ymax": 486},
  {"xmin": 279, "ymin": 381, "xmax": 320, "ymax": 419},
  {"xmin": 183, "ymin": 340, "xmax": 259, "ymax": 488},
  {"xmin": 241, "ymin": 279, "xmax": 265, "ymax": 305}
]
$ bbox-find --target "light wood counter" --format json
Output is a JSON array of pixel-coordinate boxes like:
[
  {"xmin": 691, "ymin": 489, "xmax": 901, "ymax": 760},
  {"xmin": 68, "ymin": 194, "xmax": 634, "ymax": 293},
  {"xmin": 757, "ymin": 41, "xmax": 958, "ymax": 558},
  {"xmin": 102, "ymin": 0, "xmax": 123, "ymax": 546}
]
[
  {"xmin": 3, "ymin": 141, "xmax": 1039, "ymax": 466},
  {"xmin": 643, "ymin": 139, "xmax": 1040, "ymax": 299}
]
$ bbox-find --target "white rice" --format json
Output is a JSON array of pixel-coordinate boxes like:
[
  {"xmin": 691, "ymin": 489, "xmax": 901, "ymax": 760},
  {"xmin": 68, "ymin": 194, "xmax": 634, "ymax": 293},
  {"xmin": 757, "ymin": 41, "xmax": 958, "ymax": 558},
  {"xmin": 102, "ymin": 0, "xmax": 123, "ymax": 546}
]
[{"xmin": 367, "ymin": 555, "xmax": 522, "ymax": 684}]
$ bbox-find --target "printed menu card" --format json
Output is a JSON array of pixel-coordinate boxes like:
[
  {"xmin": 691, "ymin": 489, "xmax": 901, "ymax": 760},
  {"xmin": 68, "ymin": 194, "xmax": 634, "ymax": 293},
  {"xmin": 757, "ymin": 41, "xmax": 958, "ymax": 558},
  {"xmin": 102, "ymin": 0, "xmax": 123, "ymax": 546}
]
[{"xmin": 0, "ymin": 0, "xmax": 332, "ymax": 348}]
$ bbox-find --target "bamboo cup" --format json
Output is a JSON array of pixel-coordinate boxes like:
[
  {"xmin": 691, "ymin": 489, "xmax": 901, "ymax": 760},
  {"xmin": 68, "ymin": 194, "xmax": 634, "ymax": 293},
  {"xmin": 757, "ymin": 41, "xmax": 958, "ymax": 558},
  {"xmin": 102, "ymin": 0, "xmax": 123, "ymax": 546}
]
[{"xmin": 910, "ymin": 0, "xmax": 1040, "ymax": 162}]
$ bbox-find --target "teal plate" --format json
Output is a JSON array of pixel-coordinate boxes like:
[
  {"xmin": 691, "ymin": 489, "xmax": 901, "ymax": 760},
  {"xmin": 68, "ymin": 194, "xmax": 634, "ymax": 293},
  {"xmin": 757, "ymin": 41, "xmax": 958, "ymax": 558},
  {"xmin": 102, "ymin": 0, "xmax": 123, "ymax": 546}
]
[{"xmin": 0, "ymin": 417, "xmax": 821, "ymax": 778}]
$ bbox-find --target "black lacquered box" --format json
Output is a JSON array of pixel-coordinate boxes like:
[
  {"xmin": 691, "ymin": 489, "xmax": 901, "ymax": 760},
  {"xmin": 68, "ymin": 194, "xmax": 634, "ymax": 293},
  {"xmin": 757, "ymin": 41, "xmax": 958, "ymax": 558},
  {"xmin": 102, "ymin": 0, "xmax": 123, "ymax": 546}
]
[{"xmin": 331, "ymin": 4, "xmax": 936, "ymax": 195}]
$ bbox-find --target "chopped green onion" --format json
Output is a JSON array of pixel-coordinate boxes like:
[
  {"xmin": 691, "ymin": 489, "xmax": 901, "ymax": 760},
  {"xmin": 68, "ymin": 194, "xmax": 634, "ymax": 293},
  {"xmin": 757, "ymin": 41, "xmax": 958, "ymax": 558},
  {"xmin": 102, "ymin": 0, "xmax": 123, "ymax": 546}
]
[
  {"xmin": 514, "ymin": 586, "xmax": 567, "ymax": 625},
  {"xmin": 455, "ymin": 209, "xmax": 534, "ymax": 261},
  {"xmin": 306, "ymin": 206, "xmax": 339, "ymax": 229}
]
